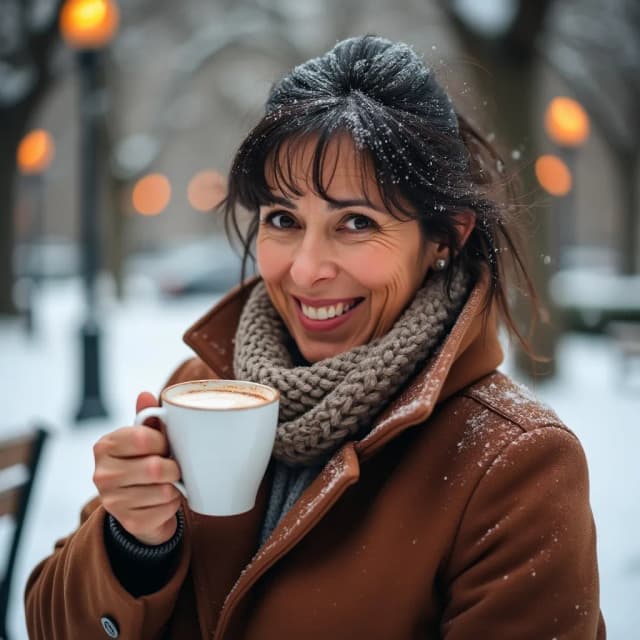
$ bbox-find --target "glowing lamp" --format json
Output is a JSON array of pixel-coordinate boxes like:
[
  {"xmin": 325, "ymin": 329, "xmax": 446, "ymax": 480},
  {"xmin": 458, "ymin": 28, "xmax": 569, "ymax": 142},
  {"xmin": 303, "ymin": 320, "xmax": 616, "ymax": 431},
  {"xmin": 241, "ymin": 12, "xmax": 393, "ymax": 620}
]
[
  {"xmin": 132, "ymin": 173, "xmax": 171, "ymax": 216},
  {"xmin": 187, "ymin": 170, "xmax": 227, "ymax": 212},
  {"xmin": 17, "ymin": 130, "xmax": 55, "ymax": 175},
  {"xmin": 535, "ymin": 154, "xmax": 572, "ymax": 197},
  {"xmin": 60, "ymin": 0, "xmax": 119, "ymax": 50},
  {"xmin": 544, "ymin": 97, "xmax": 590, "ymax": 147}
]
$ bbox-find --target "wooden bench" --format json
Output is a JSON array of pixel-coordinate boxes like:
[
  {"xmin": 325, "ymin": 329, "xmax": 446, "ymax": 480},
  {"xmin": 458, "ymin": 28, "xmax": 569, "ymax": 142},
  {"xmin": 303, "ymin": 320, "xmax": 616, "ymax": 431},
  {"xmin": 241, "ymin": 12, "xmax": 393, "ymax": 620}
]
[{"xmin": 0, "ymin": 427, "xmax": 48, "ymax": 640}]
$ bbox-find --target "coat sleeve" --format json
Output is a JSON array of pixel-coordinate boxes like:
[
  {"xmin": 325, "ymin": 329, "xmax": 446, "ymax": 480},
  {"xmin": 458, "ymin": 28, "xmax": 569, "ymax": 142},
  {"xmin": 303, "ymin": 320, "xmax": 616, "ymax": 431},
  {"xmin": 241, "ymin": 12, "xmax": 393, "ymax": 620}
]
[
  {"xmin": 24, "ymin": 497, "xmax": 192, "ymax": 640},
  {"xmin": 441, "ymin": 426, "xmax": 605, "ymax": 639}
]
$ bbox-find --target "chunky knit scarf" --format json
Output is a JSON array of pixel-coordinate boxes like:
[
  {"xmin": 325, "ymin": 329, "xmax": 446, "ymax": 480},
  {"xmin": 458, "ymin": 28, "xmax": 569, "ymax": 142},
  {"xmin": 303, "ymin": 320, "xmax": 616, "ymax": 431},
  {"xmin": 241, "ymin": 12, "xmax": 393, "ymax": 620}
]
[{"xmin": 234, "ymin": 268, "xmax": 470, "ymax": 467}]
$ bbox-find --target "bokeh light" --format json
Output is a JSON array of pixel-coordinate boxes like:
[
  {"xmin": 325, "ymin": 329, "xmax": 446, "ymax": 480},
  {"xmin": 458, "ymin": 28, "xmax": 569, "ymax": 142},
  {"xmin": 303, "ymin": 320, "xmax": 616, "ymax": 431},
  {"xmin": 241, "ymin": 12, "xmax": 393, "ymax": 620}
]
[
  {"xmin": 132, "ymin": 173, "xmax": 171, "ymax": 216},
  {"xmin": 544, "ymin": 97, "xmax": 590, "ymax": 147},
  {"xmin": 535, "ymin": 154, "xmax": 572, "ymax": 197},
  {"xmin": 187, "ymin": 170, "xmax": 227, "ymax": 212},
  {"xmin": 17, "ymin": 130, "xmax": 55, "ymax": 175},
  {"xmin": 60, "ymin": 0, "xmax": 120, "ymax": 50}
]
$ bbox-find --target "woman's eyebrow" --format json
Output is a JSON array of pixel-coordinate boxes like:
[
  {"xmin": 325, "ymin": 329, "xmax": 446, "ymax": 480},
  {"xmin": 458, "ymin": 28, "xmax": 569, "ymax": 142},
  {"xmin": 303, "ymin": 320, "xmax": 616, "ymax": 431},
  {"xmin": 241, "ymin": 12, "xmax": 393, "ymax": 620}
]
[
  {"xmin": 264, "ymin": 195, "xmax": 385, "ymax": 214},
  {"xmin": 326, "ymin": 198, "xmax": 385, "ymax": 213},
  {"xmin": 264, "ymin": 194, "xmax": 297, "ymax": 208}
]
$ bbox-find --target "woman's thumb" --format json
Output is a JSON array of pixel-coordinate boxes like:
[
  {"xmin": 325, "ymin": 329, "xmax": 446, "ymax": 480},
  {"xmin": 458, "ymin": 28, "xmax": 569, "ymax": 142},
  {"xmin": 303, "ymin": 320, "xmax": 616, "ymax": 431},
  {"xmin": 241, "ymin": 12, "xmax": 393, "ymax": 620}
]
[{"xmin": 136, "ymin": 391, "xmax": 159, "ymax": 414}]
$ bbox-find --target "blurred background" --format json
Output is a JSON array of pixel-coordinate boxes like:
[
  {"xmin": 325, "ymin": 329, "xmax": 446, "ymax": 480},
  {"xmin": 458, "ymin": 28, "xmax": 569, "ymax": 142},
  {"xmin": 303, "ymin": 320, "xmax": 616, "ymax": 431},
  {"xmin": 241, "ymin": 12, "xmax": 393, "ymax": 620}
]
[{"xmin": 1, "ymin": 0, "xmax": 639, "ymax": 637}]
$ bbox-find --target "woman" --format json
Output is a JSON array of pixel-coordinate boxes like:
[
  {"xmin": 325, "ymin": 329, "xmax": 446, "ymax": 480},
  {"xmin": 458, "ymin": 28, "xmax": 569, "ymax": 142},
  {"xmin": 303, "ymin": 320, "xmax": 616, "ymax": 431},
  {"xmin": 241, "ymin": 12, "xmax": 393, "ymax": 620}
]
[{"xmin": 26, "ymin": 36, "xmax": 604, "ymax": 639}]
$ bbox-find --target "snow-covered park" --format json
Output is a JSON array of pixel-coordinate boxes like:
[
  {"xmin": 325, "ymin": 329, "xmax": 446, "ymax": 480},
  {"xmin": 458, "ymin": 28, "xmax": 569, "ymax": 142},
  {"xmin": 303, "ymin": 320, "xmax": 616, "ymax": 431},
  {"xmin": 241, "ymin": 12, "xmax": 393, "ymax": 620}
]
[{"xmin": 1, "ymin": 276, "xmax": 638, "ymax": 639}]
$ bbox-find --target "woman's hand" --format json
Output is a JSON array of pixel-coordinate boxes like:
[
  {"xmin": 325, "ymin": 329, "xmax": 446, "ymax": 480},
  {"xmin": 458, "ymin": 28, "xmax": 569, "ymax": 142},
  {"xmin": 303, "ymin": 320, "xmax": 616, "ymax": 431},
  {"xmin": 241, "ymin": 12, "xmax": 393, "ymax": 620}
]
[{"xmin": 93, "ymin": 391, "xmax": 182, "ymax": 546}]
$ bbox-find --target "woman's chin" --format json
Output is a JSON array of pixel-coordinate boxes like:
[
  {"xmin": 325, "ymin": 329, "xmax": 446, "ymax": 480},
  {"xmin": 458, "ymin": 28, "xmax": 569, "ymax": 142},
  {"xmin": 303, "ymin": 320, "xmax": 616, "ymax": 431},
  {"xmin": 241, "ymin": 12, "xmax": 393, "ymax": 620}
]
[
  {"xmin": 297, "ymin": 343, "xmax": 340, "ymax": 364},
  {"xmin": 295, "ymin": 335, "xmax": 364, "ymax": 363}
]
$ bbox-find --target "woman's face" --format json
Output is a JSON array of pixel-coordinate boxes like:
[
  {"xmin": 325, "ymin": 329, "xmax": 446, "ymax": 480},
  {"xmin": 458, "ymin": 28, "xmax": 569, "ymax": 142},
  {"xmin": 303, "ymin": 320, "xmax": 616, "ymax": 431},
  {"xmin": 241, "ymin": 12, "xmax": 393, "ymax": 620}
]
[{"xmin": 256, "ymin": 136, "xmax": 439, "ymax": 363}]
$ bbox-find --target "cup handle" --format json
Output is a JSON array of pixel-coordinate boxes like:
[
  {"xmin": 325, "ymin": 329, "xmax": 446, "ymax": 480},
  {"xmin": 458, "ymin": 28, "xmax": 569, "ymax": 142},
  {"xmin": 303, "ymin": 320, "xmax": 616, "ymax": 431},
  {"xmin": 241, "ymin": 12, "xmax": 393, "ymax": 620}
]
[
  {"xmin": 134, "ymin": 405, "xmax": 167, "ymax": 426},
  {"xmin": 133, "ymin": 406, "xmax": 188, "ymax": 500}
]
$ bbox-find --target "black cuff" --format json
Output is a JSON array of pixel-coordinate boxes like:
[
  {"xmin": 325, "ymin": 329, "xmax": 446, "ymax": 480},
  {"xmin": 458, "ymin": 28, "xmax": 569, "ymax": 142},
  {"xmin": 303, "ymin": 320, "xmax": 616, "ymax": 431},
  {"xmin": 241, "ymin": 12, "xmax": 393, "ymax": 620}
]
[
  {"xmin": 106, "ymin": 510, "xmax": 184, "ymax": 562},
  {"xmin": 104, "ymin": 511, "xmax": 185, "ymax": 597}
]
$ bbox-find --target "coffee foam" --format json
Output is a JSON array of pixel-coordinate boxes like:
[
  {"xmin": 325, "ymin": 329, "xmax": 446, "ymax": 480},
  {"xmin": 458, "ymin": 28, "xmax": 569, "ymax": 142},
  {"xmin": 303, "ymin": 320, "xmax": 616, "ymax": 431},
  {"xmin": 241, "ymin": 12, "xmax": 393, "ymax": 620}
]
[{"xmin": 172, "ymin": 388, "xmax": 266, "ymax": 410}]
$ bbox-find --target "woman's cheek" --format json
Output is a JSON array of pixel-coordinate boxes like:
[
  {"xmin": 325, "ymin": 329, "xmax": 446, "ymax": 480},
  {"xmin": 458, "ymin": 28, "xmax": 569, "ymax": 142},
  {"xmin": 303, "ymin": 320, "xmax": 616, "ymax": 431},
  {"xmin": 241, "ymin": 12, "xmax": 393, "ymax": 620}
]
[
  {"xmin": 256, "ymin": 237, "xmax": 290, "ymax": 282},
  {"xmin": 343, "ymin": 244, "xmax": 408, "ymax": 292}
]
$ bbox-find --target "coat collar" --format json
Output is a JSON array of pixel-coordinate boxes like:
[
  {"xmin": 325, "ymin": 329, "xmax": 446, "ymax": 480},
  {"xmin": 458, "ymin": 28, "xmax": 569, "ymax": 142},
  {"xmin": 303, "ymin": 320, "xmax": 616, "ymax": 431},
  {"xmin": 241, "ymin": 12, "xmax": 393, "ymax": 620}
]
[{"xmin": 182, "ymin": 272, "xmax": 503, "ymax": 462}]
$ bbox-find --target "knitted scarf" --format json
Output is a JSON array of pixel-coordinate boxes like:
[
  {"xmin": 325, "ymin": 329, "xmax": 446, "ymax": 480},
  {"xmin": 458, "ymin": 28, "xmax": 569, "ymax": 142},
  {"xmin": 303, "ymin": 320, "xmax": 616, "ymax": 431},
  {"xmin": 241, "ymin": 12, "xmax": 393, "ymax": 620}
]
[{"xmin": 234, "ymin": 268, "xmax": 470, "ymax": 468}]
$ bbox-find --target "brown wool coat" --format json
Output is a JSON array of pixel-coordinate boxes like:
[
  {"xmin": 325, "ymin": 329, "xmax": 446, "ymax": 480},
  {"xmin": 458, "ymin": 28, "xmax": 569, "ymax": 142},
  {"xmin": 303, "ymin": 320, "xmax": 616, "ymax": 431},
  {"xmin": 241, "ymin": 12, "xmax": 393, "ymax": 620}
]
[{"xmin": 25, "ymin": 276, "xmax": 605, "ymax": 639}]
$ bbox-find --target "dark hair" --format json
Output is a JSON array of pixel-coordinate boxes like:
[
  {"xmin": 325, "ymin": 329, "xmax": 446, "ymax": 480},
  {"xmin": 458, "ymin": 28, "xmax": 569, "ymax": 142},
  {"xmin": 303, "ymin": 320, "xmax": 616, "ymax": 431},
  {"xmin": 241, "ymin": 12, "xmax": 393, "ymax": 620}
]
[{"xmin": 223, "ymin": 35, "xmax": 541, "ymax": 354}]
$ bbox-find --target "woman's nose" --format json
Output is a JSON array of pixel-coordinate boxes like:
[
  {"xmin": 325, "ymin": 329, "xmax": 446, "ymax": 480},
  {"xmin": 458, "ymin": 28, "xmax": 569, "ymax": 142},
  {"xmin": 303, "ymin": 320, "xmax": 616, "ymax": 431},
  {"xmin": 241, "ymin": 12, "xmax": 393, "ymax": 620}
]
[{"xmin": 289, "ymin": 235, "xmax": 338, "ymax": 288}]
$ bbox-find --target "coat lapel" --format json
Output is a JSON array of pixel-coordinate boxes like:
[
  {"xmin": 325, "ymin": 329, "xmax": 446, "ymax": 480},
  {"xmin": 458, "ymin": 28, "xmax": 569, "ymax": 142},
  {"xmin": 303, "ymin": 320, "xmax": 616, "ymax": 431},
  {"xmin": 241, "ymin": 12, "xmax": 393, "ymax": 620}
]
[{"xmin": 212, "ymin": 444, "xmax": 360, "ymax": 640}]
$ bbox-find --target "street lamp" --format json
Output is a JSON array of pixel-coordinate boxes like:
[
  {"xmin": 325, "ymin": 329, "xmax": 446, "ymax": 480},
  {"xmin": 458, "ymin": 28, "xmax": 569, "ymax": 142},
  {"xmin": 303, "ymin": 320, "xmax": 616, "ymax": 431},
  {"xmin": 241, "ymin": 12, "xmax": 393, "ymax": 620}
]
[
  {"xmin": 16, "ymin": 130, "xmax": 55, "ymax": 334},
  {"xmin": 535, "ymin": 154, "xmax": 572, "ymax": 198},
  {"xmin": 543, "ymin": 96, "xmax": 590, "ymax": 265},
  {"xmin": 131, "ymin": 173, "xmax": 172, "ymax": 217},
  {"xmin": 60, "ymin": 0, "xmax": 119, "ymax": 422},
  {"xmin": 187, "ymin": 170, "xmax": 226, "ymax": 212}
]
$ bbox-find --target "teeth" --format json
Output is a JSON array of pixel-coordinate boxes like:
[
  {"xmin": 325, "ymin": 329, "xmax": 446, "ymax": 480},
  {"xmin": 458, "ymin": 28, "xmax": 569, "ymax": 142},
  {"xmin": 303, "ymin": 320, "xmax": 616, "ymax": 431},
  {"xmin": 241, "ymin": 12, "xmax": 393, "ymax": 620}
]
[{"xmin": 301, "ymin": 301, "xmax": 357, "ymax": 321}]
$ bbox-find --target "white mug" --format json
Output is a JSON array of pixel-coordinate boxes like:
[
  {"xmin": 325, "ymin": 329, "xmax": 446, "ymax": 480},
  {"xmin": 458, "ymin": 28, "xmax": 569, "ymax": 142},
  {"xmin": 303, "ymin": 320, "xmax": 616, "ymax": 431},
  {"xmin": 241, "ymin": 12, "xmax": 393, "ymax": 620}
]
[{"xmin": 134, "ymin": 379, "xmax": 279, "ymax": 516}]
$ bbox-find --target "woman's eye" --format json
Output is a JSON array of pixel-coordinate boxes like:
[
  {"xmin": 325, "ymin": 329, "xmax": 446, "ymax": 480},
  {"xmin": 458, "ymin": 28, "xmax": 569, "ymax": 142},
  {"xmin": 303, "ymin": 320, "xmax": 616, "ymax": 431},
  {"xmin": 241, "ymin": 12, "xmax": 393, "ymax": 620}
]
[
  {"xmin": 264, "ymin": 212, "xmax": 297, "ymax": 229},
  {"xmin": 343, "ymin": 214, "xmax": 377, "ymax": 231}
]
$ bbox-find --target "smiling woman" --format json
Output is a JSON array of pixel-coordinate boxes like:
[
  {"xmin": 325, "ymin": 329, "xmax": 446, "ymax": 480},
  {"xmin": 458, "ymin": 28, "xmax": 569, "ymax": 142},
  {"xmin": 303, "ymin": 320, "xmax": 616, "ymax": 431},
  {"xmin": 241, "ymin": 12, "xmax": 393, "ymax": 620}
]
[{"xmin": 26, "ymin": 35, "xmax": 604, "ymax": 640}]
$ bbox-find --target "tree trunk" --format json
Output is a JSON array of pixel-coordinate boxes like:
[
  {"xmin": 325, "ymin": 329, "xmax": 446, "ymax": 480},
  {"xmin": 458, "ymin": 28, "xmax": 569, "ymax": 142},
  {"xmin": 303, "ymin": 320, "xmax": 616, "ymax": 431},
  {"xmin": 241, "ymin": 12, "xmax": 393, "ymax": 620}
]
[
  {"xmin": 0, "ymin": 114, "xmax": 30, "ymax": 314},
  {"xmin": 616, "ymin": 151, "xmax": 639, "ymax": 275},
  {"xmin": 449, "ymin": 45, "xmax": 558, "ymax": 376},
  {"xmin": 441, "ymin": 0, "xmax": 558, "ymax": 378},
  {"xmin": 483, "ymin": 67, "xmax": 558, "ymax": 377},
  {"xmin": 0, "ymin": 2, "xmax": 63, "ymax": 313}
]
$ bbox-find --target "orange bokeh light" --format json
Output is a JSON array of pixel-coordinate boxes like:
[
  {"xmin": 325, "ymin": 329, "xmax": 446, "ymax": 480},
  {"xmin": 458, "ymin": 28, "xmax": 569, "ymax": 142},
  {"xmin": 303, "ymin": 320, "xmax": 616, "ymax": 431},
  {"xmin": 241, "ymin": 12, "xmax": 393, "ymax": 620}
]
[
  {"xmin": 17, "ymin": 129, "xmax": 55, "ymax": 175},
  {"xmin": 60, "ymin": 0, "xmax": 119, "ymax": 49},
  {"xmin": 544, "ymin": 97, "xmax": 590, "ymax": 147},
  {"xmin": 132, "ymin": 174, "xmax": 171, "ymax": 216},
  {"xmin": 187, "ymin": 170, "xmax": 227, "ymax": 212},
  {"xmin": 535, "ymin": 154, "xmax": 572, "ymax": 197}
]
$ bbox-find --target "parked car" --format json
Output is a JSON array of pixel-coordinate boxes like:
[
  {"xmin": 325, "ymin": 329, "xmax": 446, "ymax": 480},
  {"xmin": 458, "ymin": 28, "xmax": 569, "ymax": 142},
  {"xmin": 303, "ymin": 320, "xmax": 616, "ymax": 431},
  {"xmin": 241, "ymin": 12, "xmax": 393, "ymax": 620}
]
[{"xmin": 125, "ymin": 236, "xmax": 248, "ymax": 297}]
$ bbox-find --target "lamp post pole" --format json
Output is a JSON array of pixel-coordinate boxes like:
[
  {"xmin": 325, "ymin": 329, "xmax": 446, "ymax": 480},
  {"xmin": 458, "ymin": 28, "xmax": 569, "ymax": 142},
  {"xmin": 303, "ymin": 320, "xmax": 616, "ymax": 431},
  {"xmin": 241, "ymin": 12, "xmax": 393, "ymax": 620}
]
[
  {"xmin": 60, "ymin": 0, "xmax": 119, "ymax": 422},
  {"xmin": 557, "ymin": 145, "xmax": 577, "ymax": 267},
  {"xmin": 24, "ymin": 174, "xmax": 44, "ymax": 335},
  {"xmin": 75, "ymin": 48, "xmax": 107, "ymax": 421}
]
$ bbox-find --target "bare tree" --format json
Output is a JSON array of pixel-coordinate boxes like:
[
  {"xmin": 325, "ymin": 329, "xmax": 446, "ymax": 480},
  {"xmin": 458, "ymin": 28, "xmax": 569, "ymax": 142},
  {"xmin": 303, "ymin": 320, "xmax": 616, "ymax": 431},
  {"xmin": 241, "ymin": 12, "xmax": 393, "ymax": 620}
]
[
  {"xmin": 439, "ymin": 0, "xmax": 558, "ymax": 377},
  {"xmin": 541, "ymin": 0, "xmax": 640, "ymax": 274},
  {"xmin": 0, "ymin": 0, "xmax": 63, "ymax": 314}
]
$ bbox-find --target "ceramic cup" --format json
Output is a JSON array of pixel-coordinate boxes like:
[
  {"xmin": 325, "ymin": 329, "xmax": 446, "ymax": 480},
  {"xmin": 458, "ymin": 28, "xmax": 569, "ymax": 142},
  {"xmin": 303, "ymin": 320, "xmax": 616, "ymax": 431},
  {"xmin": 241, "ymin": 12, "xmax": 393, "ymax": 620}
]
[{"xmin": 134, "ymin": 379, "xmax": 279, "ymax": 516}]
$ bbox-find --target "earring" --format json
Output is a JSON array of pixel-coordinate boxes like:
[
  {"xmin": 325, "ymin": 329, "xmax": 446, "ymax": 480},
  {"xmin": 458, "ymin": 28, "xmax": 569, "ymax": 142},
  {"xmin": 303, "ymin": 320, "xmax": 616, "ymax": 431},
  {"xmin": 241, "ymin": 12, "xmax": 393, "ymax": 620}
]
[{"xmin": 433, "ymin": 258, "xmax": 447, "ymax": 271}]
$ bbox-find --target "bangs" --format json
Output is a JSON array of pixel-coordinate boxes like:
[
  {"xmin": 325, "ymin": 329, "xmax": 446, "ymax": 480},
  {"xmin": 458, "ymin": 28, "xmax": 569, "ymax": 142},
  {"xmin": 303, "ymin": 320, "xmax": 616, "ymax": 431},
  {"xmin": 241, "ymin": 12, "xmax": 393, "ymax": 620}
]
[
  {"xmin": 265, "ymin": 131, "xmax": 404, "ymax": 215},
  {"xmin": 232, "ymin": 127, "xmax": 416, "ymax": 220},
  {"xmin": 226, "ymin": 95, "xmax": 470, "ymax": 221}
]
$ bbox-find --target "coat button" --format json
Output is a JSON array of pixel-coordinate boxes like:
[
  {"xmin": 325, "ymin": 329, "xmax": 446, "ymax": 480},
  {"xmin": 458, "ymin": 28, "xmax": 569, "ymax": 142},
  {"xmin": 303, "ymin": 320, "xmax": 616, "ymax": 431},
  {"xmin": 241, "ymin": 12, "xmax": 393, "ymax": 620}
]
[{"xmin": 100, "ymin": 616, "xmax": 119, "ymax": 638}]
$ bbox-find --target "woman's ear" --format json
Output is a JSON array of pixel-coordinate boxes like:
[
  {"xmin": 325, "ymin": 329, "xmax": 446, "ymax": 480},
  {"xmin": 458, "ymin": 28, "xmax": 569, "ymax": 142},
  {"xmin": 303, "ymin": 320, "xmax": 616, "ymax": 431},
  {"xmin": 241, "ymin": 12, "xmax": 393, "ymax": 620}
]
[
  {"xmin": 453, "ymin": 210, "xmax": 476, "ymax": 248},
  {"xmin": 434, "ymin": 210, "xmax": 476, "ymax": 257}
]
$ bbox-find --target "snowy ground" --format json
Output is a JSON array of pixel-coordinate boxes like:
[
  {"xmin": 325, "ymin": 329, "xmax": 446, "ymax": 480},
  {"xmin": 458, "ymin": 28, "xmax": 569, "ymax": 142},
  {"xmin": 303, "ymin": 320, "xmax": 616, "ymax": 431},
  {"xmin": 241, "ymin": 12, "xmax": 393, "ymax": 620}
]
[{"xmin": 1, "ymin": 277, "xmax": 639, "ymax": 639}]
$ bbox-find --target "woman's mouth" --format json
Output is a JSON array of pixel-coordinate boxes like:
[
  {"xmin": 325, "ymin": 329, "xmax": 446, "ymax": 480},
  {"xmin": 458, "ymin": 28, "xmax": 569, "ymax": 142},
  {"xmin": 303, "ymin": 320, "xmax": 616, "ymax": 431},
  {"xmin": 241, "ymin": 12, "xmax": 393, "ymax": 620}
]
[{"xmin": 293, "ymin": 296, "xmax": 365, "ymax": 331}]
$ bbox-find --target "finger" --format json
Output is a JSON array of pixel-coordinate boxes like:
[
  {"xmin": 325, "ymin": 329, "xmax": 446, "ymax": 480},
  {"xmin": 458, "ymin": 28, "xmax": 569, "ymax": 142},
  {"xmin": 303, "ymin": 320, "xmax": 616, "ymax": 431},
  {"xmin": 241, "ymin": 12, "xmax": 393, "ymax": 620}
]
[
  {"xmin": 95, "ymin": 455, "xmax": 181, "ymax": 490},
  {"xmin": 102, "ymin": 483, "xmax": 180, "ymax": 512},
  {"xmin": 136, "ymin": 391, "xmax": 161, "ymax": 430},
  {"xmin": 94, "ymin": 425, "xmax": 170, "ymax": 459},
  {"xmin": 136, "ymin": 391, "xmax": 158, "ymax": 413}
]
